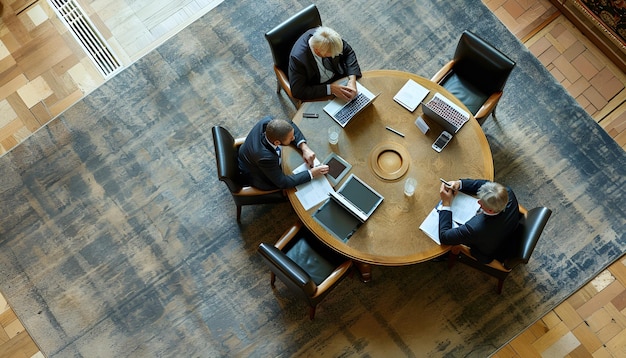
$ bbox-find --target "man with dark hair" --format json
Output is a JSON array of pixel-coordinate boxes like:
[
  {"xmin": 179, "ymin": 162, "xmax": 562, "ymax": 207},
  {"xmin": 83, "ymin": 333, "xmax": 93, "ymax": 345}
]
[
  {"xmin": 238, "ymin": 117, "xmax": 329, "ymax": 190},
  {"xmin": 438, "ymin": 179, "xmax": 520, "ymax": 263}
]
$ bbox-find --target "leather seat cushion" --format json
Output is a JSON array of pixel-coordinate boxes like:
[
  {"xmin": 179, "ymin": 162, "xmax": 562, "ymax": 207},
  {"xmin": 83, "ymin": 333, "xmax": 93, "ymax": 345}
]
[
  {"xmin": 441, "ymin": 73, "xmax": 489, "ymax": 115},
  {"xmin": 286, "ymin": 237, "xmax": 337, "ymax": 285}
]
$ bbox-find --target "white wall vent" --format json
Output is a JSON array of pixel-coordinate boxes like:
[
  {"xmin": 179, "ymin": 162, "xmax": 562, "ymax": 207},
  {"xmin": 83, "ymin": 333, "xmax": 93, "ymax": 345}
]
[{"xmin": 48, "ymin": 0, "xmax": 122, "ymax": 78}]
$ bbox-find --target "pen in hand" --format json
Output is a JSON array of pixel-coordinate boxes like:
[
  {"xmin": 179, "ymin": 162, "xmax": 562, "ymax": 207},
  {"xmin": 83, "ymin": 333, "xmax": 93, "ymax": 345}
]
[{"xmin": 440, "ymin": 178, "xmax": 457, "ymax": 191}]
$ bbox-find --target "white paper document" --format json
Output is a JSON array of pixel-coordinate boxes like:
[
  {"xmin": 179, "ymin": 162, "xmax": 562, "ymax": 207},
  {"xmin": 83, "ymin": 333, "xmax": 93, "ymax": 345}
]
[
  {"xmin": 293, "ymin": 160, "xmax": 334, "ymax": 210},
  {"xmin": 393, "ymin": 79, "xmax": 430, "ymax": 112},
  {"xmin": 419, "ymin": 192, "xmax": 479, "ymax": 244}
]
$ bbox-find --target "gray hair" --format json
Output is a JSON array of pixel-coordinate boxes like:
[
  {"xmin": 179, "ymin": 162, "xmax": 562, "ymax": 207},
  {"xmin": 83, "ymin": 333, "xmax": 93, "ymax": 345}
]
[
  {"xmin": 477, "ymin": 182, "xmax": 509, "ymax": 213},
  {"xmin": 310, "ymin": 26, "xmax": 343, "ymax": 57}
]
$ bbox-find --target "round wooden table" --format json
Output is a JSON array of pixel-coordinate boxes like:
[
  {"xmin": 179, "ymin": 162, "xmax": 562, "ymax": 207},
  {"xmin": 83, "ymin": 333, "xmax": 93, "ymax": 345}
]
[{"xmin": 283, "ymin": 70, "xmax": 493, "ymax": 280}]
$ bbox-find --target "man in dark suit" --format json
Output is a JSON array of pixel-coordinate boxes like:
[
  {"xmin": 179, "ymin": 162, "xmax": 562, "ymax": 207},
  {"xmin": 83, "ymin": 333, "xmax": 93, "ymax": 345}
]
[
  {"xmin": 238, "ymin": 117, "xmax": 329, "ymax": 191},
  {"xmin": 288, "ymin": 26, "xmax": 362, "ymax": 101},
  {"xmin": 438, "ymin": 179, "xmax": 520, "ymax": 263}
]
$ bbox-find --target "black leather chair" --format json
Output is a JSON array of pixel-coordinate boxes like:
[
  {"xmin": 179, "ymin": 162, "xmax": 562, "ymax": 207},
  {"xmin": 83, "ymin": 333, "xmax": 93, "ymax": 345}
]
[
  {"xmin": 447, "ymin": 206, "xmax": 552, "ymax": 294},
  {"xmin": 431, "ymin": 30, "xmax": 516, "ymax": 125},
  {"xmin": 258, "ymin": 221, "xmax": 352, "ymax": 319},
  {"xmin": 264, "ymin": 4, "xmax": 323, "ymax": 108},
  {"xmin": 211, "ymin": 126, "xmax": 285, "ymax": 223}
]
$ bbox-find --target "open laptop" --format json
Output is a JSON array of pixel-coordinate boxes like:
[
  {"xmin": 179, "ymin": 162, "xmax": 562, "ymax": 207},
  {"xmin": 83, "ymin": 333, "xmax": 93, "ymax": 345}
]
[
  {"xmin": 323, "ymin": 82, "xmax": 379, "ymax": 127},
  {"xmin": 328, "ymin": 173, "xmax": 384, "ymax": 223},
  {"xmin": 422, "ymin": 93, "xmax": 470, "ymax": 134},
  {"xmin": 313, "ymin": 174, "xmax": 384, "ymax": 241}
]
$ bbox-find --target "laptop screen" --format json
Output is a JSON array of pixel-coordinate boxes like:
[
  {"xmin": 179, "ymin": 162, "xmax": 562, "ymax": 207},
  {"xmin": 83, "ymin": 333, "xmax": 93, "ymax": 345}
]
[{"xmin": 337, "ymin": 175, "xmax": 383, "ymax": 217}]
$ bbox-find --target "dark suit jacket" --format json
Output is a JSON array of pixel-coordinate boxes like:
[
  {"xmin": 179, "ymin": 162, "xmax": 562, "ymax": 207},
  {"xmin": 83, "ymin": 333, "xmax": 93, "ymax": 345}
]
[
  {"xmin": 439, "ymin": 179, "xmax": 520, "ymax": 263},
  {"xmin": 288, "ymin": 29, "xmax": 362, "ymax": 100},
  {"xmin": 238, "ymin": 117, "xmax": 311, "ymax": 190}
]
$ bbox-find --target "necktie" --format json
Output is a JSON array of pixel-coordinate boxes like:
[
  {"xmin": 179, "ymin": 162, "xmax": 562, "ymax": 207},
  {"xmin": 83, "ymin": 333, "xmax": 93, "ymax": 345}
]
[{"xmin": 276, "ymin": 146, "xmax": 282, "ymax": 166}]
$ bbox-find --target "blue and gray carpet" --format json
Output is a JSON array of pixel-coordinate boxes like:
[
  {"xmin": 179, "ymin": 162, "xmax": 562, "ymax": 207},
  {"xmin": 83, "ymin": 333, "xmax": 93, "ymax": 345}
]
[{"xmin": 0, "ymin": 0, "xmax": 624, "ymax": 356}]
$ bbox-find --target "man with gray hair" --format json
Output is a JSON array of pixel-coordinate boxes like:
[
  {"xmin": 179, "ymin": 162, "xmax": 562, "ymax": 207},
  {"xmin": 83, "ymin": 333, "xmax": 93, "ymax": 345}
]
[
  {"xmin": 438, "ymin": 179, "xmax": 520, "ymax": 263},
  {"xmin": 288, "ymin": 26, "xmax": 362, "ymax": 101}
]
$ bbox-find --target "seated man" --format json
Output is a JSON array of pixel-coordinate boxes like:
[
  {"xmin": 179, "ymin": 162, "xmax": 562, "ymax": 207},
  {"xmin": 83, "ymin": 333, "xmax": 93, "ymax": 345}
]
[
  {"xmin": 438, "ymin": 179, "xmax": 520, "ymax": 263},
  {"xmin": 288, "ymin": 26, "xmax": 362, "ymax": 102},
  {"xmin": 238, "ymin": 117, "xmax": 329, "ymax": 190}
]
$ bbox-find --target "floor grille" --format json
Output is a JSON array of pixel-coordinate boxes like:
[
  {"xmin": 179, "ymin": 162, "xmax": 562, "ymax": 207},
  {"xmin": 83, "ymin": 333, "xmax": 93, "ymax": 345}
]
[{"xmin": 48, "ymin": 0, "xmax": 122, "ymax": 78}]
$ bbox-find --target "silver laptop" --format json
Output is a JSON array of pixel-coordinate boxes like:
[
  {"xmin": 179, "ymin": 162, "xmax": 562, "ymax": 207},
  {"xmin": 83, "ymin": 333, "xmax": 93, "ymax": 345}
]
[
  {"xmin": 323, "ymin": 82, "xmax": 379, "ymax": 127},
  {"xmin": 422, "ymin": 93, "xmax": 470, "ymax": 134}
]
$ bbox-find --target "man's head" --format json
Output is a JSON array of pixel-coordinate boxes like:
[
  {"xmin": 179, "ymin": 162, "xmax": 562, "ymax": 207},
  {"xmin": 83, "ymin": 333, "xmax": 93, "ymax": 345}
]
[
  {"xmin": 477, "ymin": 181, "xmax": 508, "ymax": 214},
  {"xmin": 310, "ymin": 26, "xmax": 343, "ymax": 58},
  {"xmin": 265, "ymin": 119, "xmax": 295, "ymax": 146}
]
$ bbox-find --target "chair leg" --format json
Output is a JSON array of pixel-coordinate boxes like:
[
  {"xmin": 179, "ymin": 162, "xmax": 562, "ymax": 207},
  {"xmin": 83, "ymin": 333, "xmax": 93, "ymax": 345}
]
[
  {"xmin": 447, "ymin": 251, "xmax": 458, "ymax": 269},
  {"xmin": 236, "ymin": 205, "xmax": 242, "ymax": 223},
  {"xmin": 270, "ymin": 272, "xmax": 276, "ymax": 287},
  {"xmin": 497, "ymin": 278, "xmax": 504, "ymax": 294},
  {"xmin": 275, "ymin": 80, "xmax": 281, "ymax": 94},
  {"xmin": 309, "ymin": 305, "xmax": 316, "ymax": 320}
]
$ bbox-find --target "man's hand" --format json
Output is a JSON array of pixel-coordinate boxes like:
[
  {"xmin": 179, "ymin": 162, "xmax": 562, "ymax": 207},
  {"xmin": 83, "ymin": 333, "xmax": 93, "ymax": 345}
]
[
  {"xmin": 330, "ymin": 84, "xmax": 357, "ymax": 101},
  {"xmin": 299, "ymin": 143, "xmax": 316, "ymax": 167},
  {"xmin": 310, "ymin": 165, "xmax": 329, "ymax": 177},
  {"xmin": 439, "ymin": 183, "xmax": 457, "ymax": 206}
]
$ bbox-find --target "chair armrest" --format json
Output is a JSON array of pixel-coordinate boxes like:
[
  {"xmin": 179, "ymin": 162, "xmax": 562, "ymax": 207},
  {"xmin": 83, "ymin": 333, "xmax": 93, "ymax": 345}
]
[
  {"xmin": 312, "ymin": 260, "xmax": 353, "ymax": 299},
  {"xmin": 474, "ymin": 92, "xmax": 502, "ymax": 120},
  {"xmin": 485, "ymin": 259, "xmax": 511, "ymax": 272},
  {"xmin": 234, "ymin": 137, "xmax": 246, "ymax": 147},
  {"xmin": 235, "ymin": 186, "xmax": 282, "ymax": 196},
  {"xmin": 455, "ymin": 244, "xmax": 510, "ymax": 272},
  {"xmin": 274, "ymin": 221, "xmax": 304, "ymax": 250},
  {"xmin": 518, "ymin": 204, "xmax": 528, "ymax": 216},
  {"xmin": 274, "ymin": 66, "xmax": 294, "ymax": 97},
  {"xmin": 430, "ymin": 60, "xmax": 456, "ymax": 83},
  {"xmin": 451, "ymin": 244, "xmax": 471, "ymax": 256}
]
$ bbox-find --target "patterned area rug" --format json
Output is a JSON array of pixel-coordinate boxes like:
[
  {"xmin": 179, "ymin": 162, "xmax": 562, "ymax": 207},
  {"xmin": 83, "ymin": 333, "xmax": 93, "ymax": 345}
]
[{"xmin": 0, "ymin": 0, "xmax": 624, "ymax": 356}]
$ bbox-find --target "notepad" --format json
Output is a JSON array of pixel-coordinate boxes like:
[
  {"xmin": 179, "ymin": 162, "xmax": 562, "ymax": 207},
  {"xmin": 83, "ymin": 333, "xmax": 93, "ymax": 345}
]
[
  {"xmin": 419, "ymin": 191, "xmax": 480, "ymax": 244},
  {"xmin": 393, "ymin": 79, "xmax": 430, "ymax": 112}
]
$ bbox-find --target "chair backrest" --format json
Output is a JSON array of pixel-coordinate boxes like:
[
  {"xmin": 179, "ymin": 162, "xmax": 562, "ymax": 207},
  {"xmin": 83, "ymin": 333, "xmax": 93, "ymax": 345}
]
[
  {"xmin": 258, "ymin": 243, "xmax": 317, "ymax": 299},
  {"xmin": 453, "ymin": 30, "xmax": 516, "ymax": 95},
  {"xmin": 504, "ymin": 207, "xmax": 552, "ymax": 269},
  {"xmin": 264, "ymin": 4, "xmax": 322, "ymax": 76},
  {"xmin": 212, "ymin": 126, "xmax": 243, "ymax": 193}
]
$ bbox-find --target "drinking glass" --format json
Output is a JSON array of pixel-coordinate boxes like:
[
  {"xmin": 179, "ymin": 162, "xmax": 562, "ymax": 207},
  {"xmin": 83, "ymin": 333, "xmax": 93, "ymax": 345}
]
[
  {"xmin": 328, "ymin": 126, "xmax": 340, "ymax": 145},
  {"xmin": 404, "ymin": 177, "xmax": 417, "ymax": 196}
]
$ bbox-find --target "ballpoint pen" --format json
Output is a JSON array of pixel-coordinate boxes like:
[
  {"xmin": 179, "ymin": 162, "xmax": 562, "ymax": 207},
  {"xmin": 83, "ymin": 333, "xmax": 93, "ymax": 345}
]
[
  {"xmin": 440, "ymin": 178, "xmax": 457, "ymax": 191},
  {"xmin": 385, "ymin": 126, "xmax": 405, "ymax": 137}
]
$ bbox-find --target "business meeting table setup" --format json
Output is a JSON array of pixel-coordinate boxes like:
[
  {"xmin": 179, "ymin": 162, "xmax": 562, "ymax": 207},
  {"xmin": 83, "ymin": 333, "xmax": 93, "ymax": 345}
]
[{"xmin": 282, "ymin": 70, "xmax": 494, "ymax": 281}]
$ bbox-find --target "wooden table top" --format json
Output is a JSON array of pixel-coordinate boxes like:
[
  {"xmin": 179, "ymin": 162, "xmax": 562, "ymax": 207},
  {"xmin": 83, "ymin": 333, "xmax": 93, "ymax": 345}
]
[{"xmin": 283, "ymin": 69, "xmax": 493, "ymax": 266}]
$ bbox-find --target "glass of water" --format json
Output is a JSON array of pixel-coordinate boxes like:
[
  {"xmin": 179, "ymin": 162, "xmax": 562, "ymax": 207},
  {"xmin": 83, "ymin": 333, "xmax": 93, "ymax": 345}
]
[
  {"xmin": 328, "ymin": 125, "xmax": 340, "ymax": 145},
  {"xmin": 404, "ymin": 177, "xmax": 417, "ymax": 196}
]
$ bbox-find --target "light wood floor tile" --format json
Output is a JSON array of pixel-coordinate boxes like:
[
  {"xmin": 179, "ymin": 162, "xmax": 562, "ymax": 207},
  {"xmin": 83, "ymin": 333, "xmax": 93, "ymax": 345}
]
[
  {"xmin": 533, "ymin": 321, "xmax": 571, "ymax": 352},
  {"xmin": 578, "ymin": 281, "xmax": 625, "ymax": 320},
  {"xmin": 572, "ymin": 323, "xmax": 604, "ymax": 354},
  {"xmin": 542, "ymin": 331, "xmax": 581, "ymax": 357},
  {"xmin": 555, "ymin": 301, "xmax": 584, "ymax": 329}
]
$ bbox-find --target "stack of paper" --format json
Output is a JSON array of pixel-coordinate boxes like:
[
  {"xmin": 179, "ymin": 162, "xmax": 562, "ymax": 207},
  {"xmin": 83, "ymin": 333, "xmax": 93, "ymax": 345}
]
[
  {"xmin": 419, "ymin": 192, "xmax": 480, "ymax": 244},
  {"xmin": 393, "ymin": 79, "xmax": 430, "ymax": 112}
]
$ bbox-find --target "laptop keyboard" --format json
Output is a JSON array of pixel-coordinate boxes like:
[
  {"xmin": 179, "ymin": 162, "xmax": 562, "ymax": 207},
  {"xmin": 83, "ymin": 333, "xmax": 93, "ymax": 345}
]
[
  {"xmin": 426, "ymin": 96, "xmax": 469, "ymax": 130},
  {"xmin": 334, "ymin": 93, "xmax": 370, "ymax": 125}
]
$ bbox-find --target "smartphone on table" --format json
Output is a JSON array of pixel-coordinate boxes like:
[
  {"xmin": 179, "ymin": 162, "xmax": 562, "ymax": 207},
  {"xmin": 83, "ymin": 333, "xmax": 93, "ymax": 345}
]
[{"xmin": 432, "ymin": 131, "xmax": 452, "ymax": 152}]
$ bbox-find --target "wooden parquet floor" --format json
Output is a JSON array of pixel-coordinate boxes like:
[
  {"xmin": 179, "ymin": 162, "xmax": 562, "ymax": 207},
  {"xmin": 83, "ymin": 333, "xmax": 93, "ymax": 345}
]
[{"xmin": 0, "ymin": 0, "xmax": 624, "ymax": 357}]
